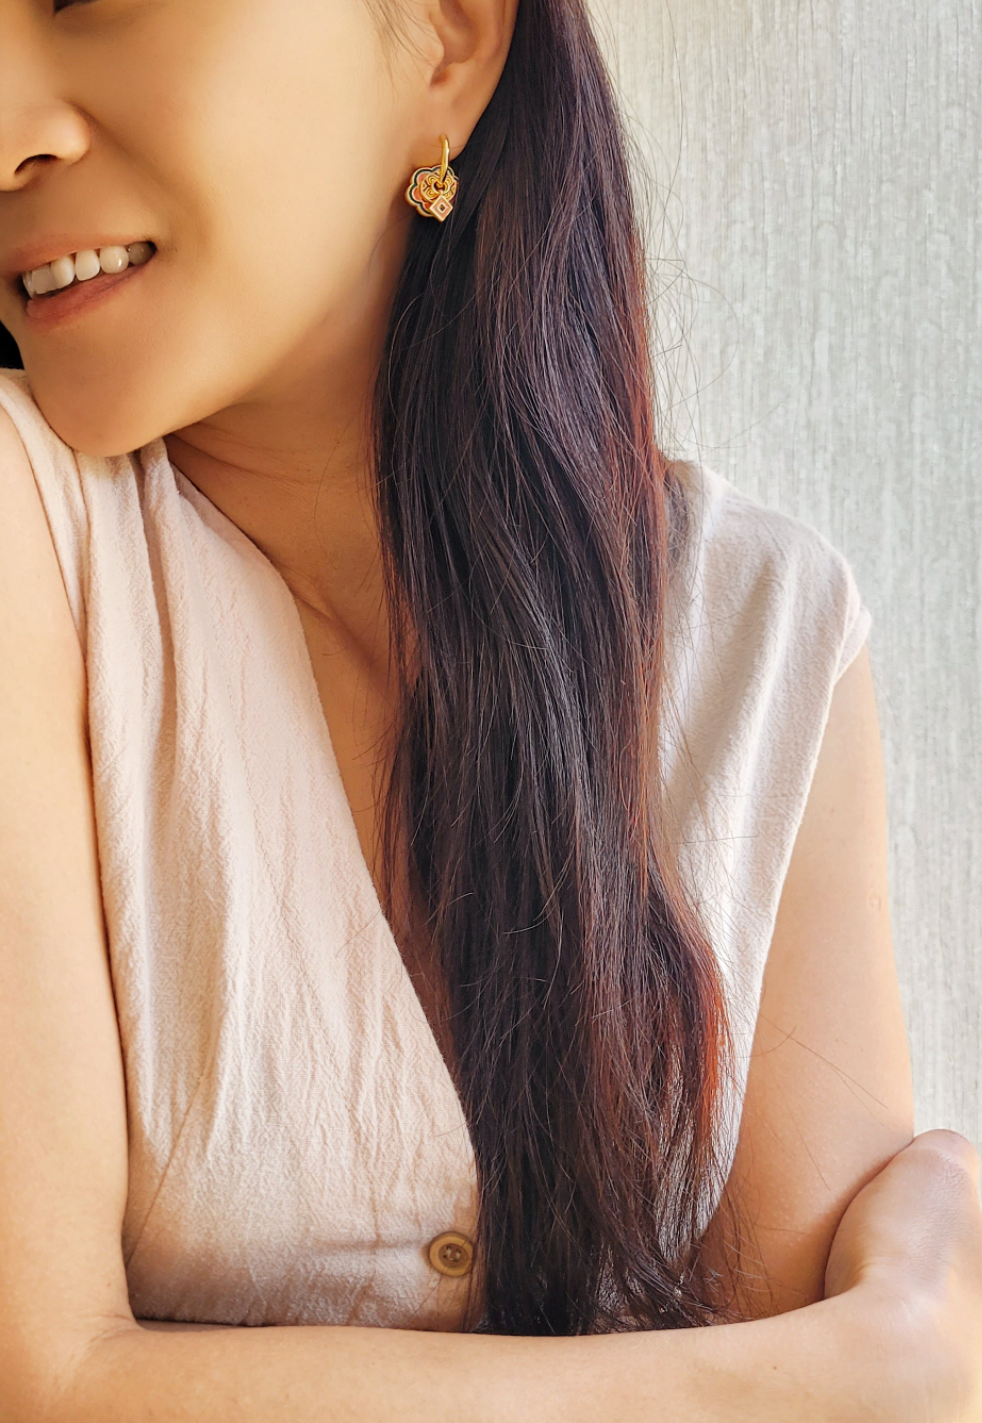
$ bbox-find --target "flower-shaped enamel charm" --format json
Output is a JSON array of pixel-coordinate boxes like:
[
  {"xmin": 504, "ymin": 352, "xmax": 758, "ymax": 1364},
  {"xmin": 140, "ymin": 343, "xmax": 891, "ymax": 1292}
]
[{"xmin": 405, "ymin": 162, "xmax": 459, "ymax": 222}]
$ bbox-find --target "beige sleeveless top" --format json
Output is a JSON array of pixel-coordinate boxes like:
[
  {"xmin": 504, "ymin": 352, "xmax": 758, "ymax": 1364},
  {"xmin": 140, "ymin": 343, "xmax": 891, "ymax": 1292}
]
[{"xmin": 0, "ymin": 368, "xmax": 871, "ymax": 1332}]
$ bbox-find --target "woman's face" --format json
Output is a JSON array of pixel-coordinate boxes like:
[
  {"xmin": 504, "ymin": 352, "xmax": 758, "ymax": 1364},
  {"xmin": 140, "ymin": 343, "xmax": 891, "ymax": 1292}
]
[{"xmin": 0, "ymin": 0, "xmax": 470, "ymax": 455}]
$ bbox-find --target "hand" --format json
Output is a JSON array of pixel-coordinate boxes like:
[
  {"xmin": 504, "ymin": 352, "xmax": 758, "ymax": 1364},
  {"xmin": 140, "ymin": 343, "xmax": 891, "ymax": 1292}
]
[{"xmin": 825, "ymin": 1129, "xmax": 982, "ymax": 1421}]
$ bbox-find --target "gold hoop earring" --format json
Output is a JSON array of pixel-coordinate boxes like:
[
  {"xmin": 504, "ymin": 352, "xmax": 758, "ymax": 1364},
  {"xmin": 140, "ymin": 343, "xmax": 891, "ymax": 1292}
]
[{"xmin": 405, "ymin": 135, "xmax": 458, "ymax": 222}]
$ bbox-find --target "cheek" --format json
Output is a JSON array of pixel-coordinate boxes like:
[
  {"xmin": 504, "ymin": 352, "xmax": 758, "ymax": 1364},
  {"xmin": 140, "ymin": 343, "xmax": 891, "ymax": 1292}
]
[
  {"xmin": 151, "ymin": 0, "xmax": 406, "ymax": 384},
  {"xmin": 170, "ymin": 12, "xmax": 403, "ymax": 346},
  {"xmin": 19, "ymin": 0, "xmax": 406, "ymax": 455}
]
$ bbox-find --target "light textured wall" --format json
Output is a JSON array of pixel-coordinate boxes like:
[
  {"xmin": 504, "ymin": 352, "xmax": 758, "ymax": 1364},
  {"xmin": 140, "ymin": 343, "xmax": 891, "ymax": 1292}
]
[{"xmin": 588, "ymin": 0, "xmax": 981, "ymax": 1145}]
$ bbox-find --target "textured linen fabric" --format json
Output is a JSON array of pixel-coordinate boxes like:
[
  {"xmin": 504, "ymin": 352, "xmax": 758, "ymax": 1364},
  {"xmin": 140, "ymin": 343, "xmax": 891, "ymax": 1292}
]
[{"xmin": 0, "ymin": 367, "xmax": 871, "ymax": 1331}]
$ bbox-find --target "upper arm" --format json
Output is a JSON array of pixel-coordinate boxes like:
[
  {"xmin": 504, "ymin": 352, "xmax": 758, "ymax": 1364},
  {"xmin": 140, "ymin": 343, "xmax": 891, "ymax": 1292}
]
[
  {"xmin": 703, "ymin": 642, "xmax": 914, "ymax": 1320},
  {"xmin": 0, "ymin": 408, "xmax": 135, "ymax": 1417}
]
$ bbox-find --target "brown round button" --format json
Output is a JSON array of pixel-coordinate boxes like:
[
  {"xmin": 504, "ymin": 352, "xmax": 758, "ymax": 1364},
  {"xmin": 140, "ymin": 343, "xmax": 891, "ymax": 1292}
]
[{"xmin": 427, "ymin": 1230, "xmax": 474, "ymax": 1277}]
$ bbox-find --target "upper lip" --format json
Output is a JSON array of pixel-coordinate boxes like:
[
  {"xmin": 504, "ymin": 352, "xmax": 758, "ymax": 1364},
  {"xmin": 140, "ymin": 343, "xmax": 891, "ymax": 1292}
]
[{"xmin": 1, "ymin": 234, "xmax": 154, "ymax": 286}]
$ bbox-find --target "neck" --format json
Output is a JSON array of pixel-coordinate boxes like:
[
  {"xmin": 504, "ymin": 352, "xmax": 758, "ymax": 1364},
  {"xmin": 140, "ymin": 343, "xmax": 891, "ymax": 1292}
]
[{"xmin": 162, "ymin": 253, "xmax": 400, "ymax": 676}]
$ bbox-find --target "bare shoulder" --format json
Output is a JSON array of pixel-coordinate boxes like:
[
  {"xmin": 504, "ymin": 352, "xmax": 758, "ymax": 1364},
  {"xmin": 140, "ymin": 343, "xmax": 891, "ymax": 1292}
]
[
  {"xmin": 704, "ymin": 644, "xmax": 914, "ymax": 1320},
  {"xmin": 0, "ymin": 403, "xmax": 134, "ymax": 1417}
]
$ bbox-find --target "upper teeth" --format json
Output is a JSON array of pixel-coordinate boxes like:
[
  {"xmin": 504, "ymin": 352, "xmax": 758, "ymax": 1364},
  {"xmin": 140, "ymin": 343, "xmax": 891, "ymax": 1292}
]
[{"xmin": 21, "ymin": 242, "xmax": 154, "ymax": 298}]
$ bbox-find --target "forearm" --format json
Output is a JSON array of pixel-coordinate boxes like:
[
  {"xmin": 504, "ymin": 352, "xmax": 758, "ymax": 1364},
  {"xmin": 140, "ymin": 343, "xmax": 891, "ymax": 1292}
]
[{"xmin": 46, "ymin": 1285, "xmax": 925, "ymax": 1423}]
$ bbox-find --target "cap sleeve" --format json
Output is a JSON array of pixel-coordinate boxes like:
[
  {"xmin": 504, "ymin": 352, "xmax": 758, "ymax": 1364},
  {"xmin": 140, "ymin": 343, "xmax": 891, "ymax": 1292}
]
[
  {"xmin": 0, "ymin": 367, "xmax": 89, "ymax": 648},
  {"xmin": 658, "ymin": 465, "xmax": 880, "ymax": 1224},
  {"xmin": 835, "ymin": 557, "xmax": 873, "ymax": 680}
]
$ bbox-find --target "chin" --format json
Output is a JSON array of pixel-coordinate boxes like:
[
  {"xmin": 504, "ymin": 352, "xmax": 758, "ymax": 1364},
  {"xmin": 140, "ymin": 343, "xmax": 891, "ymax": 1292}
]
[{"xmin": 25, "ymin": 369, "xmax": 173, "ymax": 459}]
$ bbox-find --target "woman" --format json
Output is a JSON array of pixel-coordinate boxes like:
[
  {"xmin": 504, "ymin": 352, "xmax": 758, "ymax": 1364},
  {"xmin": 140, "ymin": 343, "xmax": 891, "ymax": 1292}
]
[{"xmin": 0, "ymin": 0, "xmax": 979, "ymax": 1417}]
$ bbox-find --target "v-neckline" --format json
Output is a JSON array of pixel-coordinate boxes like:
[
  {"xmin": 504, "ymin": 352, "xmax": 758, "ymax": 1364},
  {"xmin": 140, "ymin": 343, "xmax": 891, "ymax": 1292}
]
[{"xmin": 156, "ymin": 441, "xmax": 473, "ymax": 1142}]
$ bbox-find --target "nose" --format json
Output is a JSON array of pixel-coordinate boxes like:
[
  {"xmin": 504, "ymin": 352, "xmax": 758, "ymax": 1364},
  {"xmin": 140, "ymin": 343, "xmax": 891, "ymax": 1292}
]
[{"xmin": 0, "ymin": 19, "xmax": 90, "ymax": 190}]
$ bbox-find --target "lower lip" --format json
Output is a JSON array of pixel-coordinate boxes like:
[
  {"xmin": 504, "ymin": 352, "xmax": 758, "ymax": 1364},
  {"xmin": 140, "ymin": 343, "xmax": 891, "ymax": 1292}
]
[{"xmin": 22, "ymin": 255, "xmax": 156, "ymax": 331}]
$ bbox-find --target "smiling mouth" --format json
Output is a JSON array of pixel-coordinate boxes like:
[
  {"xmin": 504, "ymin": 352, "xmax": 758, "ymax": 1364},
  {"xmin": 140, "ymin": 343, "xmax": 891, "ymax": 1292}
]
[{"xmin": 21, "ymin": 241, "xmax": 156, "ymax": 299}]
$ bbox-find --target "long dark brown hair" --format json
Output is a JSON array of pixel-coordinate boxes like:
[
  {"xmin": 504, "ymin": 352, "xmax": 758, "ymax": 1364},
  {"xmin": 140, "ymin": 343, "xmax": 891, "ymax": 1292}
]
[
  {"xmin": 0, "ymin": 0, "xmax": 747, "ymax": 1337},
  {"xmin": 370, "ymin": 0, "xmax": 742, "ymax": 1336}
]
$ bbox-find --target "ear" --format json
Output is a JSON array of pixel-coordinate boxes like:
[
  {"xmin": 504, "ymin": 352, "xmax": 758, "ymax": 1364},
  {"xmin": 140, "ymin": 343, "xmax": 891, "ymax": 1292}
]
[{"xmin": 406, "ymin": 0, "xmax": 520, "ymax": 164}]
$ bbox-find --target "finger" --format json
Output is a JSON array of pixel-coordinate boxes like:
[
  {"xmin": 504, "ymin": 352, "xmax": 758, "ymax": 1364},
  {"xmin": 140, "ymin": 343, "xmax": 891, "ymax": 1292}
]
[{"xmin": 908, "ymin": 1130, "xmax": 981, "ymax": 1193}]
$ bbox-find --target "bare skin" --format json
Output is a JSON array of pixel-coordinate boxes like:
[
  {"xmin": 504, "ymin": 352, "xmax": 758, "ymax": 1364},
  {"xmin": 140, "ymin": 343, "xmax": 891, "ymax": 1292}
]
[{"xmin": 0, "ymin": 0, "xmax": 981, "ymax": 1420}]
